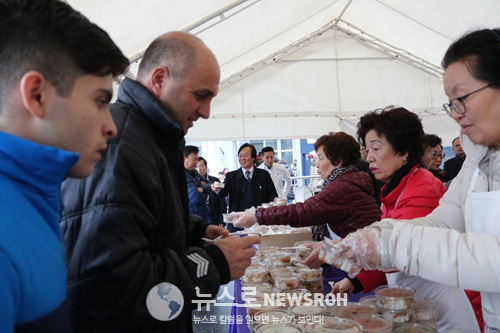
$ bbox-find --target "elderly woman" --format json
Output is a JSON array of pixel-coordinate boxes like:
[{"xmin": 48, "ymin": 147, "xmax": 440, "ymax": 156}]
[
  {"xmin": 421, "ymin": 133, "xmax": 446, "ymax": 182},
  {"xmin": 234, "ymin": 132, "xmax": 381, "ymax": 239},
  {"xmin": 331, "ymin": 107, "xmax": 479, "ymax": 332},
  {"xmin": 325, "ymin": 28, "xmax": 500, "ymax": 331}
]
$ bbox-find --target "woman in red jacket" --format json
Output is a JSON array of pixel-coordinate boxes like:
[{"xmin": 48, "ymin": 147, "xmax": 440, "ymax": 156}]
[
  {"xmin": 233, "ymin": 131, "xmax": 381, "ymax": 239},
  {"xmin": 331, "ymin": 107, "xmax": 481, "ymax": 332}
]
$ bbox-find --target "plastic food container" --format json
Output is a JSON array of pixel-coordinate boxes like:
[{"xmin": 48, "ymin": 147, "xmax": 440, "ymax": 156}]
[
  {"xmin": 413, "ymin": 297, "xmax": 437, "ymax": 322},
  {"xmin": 334, "ymin": 302, "xmax": 377, "ymax": 319},
  {"xmin": 374, "ymin": 285, "xmax": 415, "ymax": 310},
  {"xmin": 297, "ymin": 267, "xmax": 322, "ymax": 281},
  {"xmin": 242, "ymin": 268, "xmax": 269, "ymax": 284},
  {"xmin": 300, "ymin": 276, "xmax": 323, "ymax": 294},
  {"xmin": 311, "ymin": 317, "xmax": 363, "ymax": 333},
  {"xmin": 246, "ymin": 296, "xmax": 283, "ymax": 318},
  {"xmin": 213, "ymin": 182, "xmax": 225, "ymax": 189},
  {"xmin": 289, "ymin": 304, "xmax": 325, "ymax": 321},
  {"xmin": 352, "ymin": 315, "xmax": 392, "ymax": 333},
  {"xmin": 267, "ymin": 251, "xmax": 294, "ymax": 267},
  {"xmin": 359, "ymin": 295, "xmax": 379, "ymax": 309},
  {"xmin": 391, "ymin": 322, "xmax": 437, "ymax": 333},
  {"xmin": 252, "ymin": 309, "xmax": 294, "ymax": 329},
  {"xmin": 275, "ymin": 198, "xmax": 288, "ymax": 206},
  {"xmin": 255, "ymin": 322, "xmax": 305, "ymax": 333},
  {"xmin": 294, "ymin": 241, "xmax": 316, "ymax": 260},
  {"xmin": 319, "ymin": 240, "xmax": 356, "ymax": 273},
  {"xmin": 379, "ymin": 308, "xmax": 415, "ymax": 324},
  {"xmin": 270, "ymin": 267, "xmax": 296, "ymax": 285},
  {"xmin": 275, "ymin": 273, "xmax": 302, "ymax": 291}
]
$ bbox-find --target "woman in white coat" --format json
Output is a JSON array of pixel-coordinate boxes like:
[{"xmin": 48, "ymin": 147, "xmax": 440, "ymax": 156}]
[{"xmin": 323, "ymin": 28, "xmax": 500, "ymax": 332}]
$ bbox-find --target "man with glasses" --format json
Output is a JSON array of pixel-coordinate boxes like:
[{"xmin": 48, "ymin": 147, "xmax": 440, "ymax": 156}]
[{"xmin": 444, "ymin": 137, "xmax": 466, "ymax": 182}]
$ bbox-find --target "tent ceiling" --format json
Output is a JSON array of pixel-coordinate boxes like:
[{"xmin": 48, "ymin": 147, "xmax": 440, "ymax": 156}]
[{"xmin": 67, "ymin": 0, "xmax": 500, "ymax": 143}]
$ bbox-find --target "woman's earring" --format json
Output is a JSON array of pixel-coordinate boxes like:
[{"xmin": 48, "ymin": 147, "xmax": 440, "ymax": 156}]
[{"xmin": 403, "ymin": 157, "xmax": 407, "ymax": 161}]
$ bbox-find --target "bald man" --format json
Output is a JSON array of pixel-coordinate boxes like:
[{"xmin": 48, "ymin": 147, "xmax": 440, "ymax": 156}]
[{"xmin": 60, "ymin": 32, "xmax": 260, "ymax": 332}]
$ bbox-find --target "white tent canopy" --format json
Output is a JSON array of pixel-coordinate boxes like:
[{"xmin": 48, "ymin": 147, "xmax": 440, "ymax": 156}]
[{"xmin": 67, "ymin": 0, "xmax": 500, "ymax": 145}]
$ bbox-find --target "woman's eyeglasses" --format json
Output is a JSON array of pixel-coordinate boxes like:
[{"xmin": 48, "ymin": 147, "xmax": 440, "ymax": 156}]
[
  {"xmin": 443, "ymin": 83, "xmax": 493, "ymax": 115},
  {"xmin": 428, "ymin": 151, "xmax": 445, "ymax": 159}
]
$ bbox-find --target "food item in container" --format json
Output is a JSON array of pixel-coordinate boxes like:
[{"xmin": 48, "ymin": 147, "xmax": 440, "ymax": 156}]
[
  {"xmin": 213, "ymin": 182, "xmax": 225, "ymax": 188},
  {"xmin": 297, "ymin": 267, "xmax": 322, "ymax": 280},
  {"xmin": 334, "ymin": 301, "xmax": 377, "ymax": 319},
  {"xmin": 275, "ymin": 198, "xmax": 288, "ymax": 206},
  {"xmin": 275, "ymin": 273, "xmax": 302, "ymax": 291},
  {"xmin": 267, "ymin": 251, "xmax": 293, "ymax": 267},
  {"xmin": 352, "ymin": 315, "xmax": 392, "ymax": 333},
  {"xmin": 270, "ymin": 267, "xmax": 296, "ymax": 285},
  {"xmin": 359, "ymin": 295, "xmax": 378, "ymax": 309},
  {"xmin": 289, "ymin": 304, "xmax": 325, "ymax": 321},
  {"xmin": 242, "ymin": 268, "xmax": 269, "ymax": 284},
  {"xmin": 379, "ymin": 308, "xmax": 415, "ymax": 324},
  {"xmin": 246, "ymin": 296, "xmax": 283, "ymax": 318},
  {"xmin": 255, "ymin": 322, "xmax": 305, "ymax": 333},
  {"xmin": 391, "ymin": 322, "xmax": 437, "ymax": 333},
  {"xmin": 300, "ymin": 276, "xmax": 323, "ymax": 294},
  {"xmin": 294, "ymin": 241, "xmax": 316, "ymax": 259},
  {"xmin": 311, "ymin": 317, "xmax": 363, "ymax": 333},
  {"xmin": 413, "ymin": 297, "xmax": 437, "ymax": 321},
  {"xmin": 280, "ymin": 288, "xmax": 310, "ymax": 307},
  {"xmin": 374, "ymin": 285, "xmax": 415, "ymax": 310}
]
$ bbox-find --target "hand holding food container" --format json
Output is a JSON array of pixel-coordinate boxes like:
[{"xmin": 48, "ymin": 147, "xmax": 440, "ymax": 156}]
[
  {"xmin": 319, "ymin": 227, "xmax": 394, "ymax": 278},
  {"xmin": 232, "ymin": 207, "xmax": 258, "ymax": 228}
]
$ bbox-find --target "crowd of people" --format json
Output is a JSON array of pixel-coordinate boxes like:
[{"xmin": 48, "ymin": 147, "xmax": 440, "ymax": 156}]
[{"xmin": 1, "ymin": 0, "xmax": 497, "ymax": 331}]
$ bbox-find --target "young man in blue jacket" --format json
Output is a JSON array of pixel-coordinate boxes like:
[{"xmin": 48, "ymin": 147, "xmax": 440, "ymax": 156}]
[{"xmin": 0, "ymin": 1, "xmax": 129, "ymax": 332}]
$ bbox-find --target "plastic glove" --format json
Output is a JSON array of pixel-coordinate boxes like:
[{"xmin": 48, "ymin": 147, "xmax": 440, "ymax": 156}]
[
  {"xmin": 233, "ymin": 207, "xmax": 257, "ymax": 228},
  {"xmin": 319, "ymin": 227, "xmax": 393, "ymax": 278}
]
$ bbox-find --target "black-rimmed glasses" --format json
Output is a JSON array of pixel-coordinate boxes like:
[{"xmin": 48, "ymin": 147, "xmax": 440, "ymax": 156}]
[{"xmin": 443, "ymin": 83, "xmax": 493, "ymax": 115}]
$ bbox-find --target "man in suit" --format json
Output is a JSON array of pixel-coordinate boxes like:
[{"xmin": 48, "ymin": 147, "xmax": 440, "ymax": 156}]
[
  {"xmin": 444, "ymin": 137, "xmax": 466, "ymax": 182},
  {"xmin": 214, "ymin": 143, "xmax": 277, "ymax": 231}
]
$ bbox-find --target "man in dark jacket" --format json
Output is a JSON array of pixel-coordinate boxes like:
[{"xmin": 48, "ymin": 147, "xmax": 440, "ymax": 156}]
[
  {"xmin": 214, "ymin": 143, "xmax": 277, "ymax": 232},
  {"xmin": 184, "ymin": 145, "xmax": 211, "ymax": 221},
  {"xmin": 197, "ymin": 156, "xmax": 227, "ymax": 225},
  {"xmin": 444, "ymin": 136, "xmax": 466, "ymax": 182},
  {"xmin": 60, "ymin": 31, "xmax": 259, "ymax": 333}
]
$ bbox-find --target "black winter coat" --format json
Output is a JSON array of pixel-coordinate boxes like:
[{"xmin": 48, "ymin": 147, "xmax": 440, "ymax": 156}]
[{"xmin": 60, "ymin": 78, "xmax": 229, "ymax": 333}]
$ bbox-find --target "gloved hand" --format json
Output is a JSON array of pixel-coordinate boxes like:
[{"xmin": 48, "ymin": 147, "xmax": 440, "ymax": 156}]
[
  {"xmin": 233, "ymin": 207, "xmax": 257, "ymax": 228},
  {"xmin": 319, "ymin": 227, "xmax": 393, "ymax": 278}
]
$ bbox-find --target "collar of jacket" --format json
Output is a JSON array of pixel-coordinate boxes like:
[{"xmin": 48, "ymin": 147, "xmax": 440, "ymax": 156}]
[
  {"xmin": 116, "ymin": 77, "xmax": 184, "ymax": 143},
  {"xmin": 0, "ymin": 130, "xmax": 78, "ymax": 190}
]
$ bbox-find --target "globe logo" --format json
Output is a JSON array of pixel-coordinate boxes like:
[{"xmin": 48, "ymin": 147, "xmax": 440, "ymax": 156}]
[{"xmin": 146, "ymin": 282, "xmax": 184, "ymax": 321}]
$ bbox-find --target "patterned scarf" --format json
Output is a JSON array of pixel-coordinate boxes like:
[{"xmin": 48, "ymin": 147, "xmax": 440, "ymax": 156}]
[{"xmin": 312, "ymin": 165, "xmax": 355, "ymax": 241}]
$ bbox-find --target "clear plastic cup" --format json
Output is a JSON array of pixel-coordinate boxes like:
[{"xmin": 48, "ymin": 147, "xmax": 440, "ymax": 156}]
[
  {"xmin": 275, "ymin": 273, "xmax": 302, "ymax": 291},
  {"xmin": 352, "ymin": 314, "xmax": 392, "ymax": 333},
  {"xmin": 311, "ymin": 316, "xmax": 363, "ymax": 333},
  {"xmin": 374, "ymin": 285, "xmax": 415, "ymax": 310},
  {"xmin": 334, "ymin": 301, "xmax": 378, "ymax": 319}
]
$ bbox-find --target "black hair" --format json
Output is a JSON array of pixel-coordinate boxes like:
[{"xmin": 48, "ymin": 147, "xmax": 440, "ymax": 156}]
[
  {"xmin": 442, "ymin": 28, "xmax": 500, "ymax": 88},
  {"xmin": 314, "ymin": 131, "xmax": 360, "ymax": 167},
  {"xmin": 261, "ymin": 146, "xmax": 275, "ymax": 156},
  {"xmin": 424, "ymin": 134, "xmax": 442, "ymax": 149},
  {"xmin": 183, "ymin": 145, "xmax": 199, "ymax": 157},
  {"xmin": 357, "ymin": 106, "xmax": 425, "ymax": 166},
  {"xmin": 452, "ymin": 137, "xmax": 460, "ymax": 146},
  {"xmin": 0, "ymin": 0, "xmax": 129, "ymax": 107},
  {"xmin": 238, "ymin": 143, "xmax": 257, "ymax": 159},
  {"xmin": 198, "ymin": 156, "xmax": 207, "ymax": 166}
]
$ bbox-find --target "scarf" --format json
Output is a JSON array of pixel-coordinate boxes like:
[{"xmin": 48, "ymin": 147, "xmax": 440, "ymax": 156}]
[{"xmin": 312, "ymin": 165, "xmax": 355, "ymax": 241}]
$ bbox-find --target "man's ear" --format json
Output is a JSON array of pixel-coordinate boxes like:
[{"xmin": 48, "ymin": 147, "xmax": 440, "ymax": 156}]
[
  {"xmin": 149, "ymin": 65, "xmax": 170, "ymax": 97},
  {"xmin": 19, "ymin": 71, "xmax": 50, "ymax": 118}
]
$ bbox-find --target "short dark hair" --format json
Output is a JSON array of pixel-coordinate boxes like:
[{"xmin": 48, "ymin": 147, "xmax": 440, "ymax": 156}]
[
  {"xmin": 442, "ymin": 28, "xmax": 500, "ymax": 89},
  {"xmin": 0, "ymin": 0, "xmax": 129, "ymax": 107},
  {"xmin": 424, "ymin": 134, "xmax": 442, "ymax": 149},
  {"xmin": 452, "ymin": 137, "xmax": 460, "ymax": 146},
  {"xmin": 183, "ymin": 145, "xmax": 199, "ymax": 157},
  {"xmin": 238, "ymin": 143, "xmax": 257, "ymax": 159},
  {"xmin": 357, "ymin": 106, "xmax": 425, "ymax": 166},
  {"xmin": 137, "ymin": 33, "xmax": 198, "ymax": 81},
  {"xmin": 198, "ymin": 156, "xmax": 207, "ymax": 166},
  {"xmin": 314, "ymin": 132, "xmax": 360, "ymax": 167},
  {"xmin": 261, "ymin": 146, "xmax": 275, "ymax": 156}
]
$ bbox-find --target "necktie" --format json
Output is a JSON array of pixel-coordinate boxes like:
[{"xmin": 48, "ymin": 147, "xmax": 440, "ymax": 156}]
[{"xmin": 245, "ymin": 170, "xmax": 250, "ymax": 180}]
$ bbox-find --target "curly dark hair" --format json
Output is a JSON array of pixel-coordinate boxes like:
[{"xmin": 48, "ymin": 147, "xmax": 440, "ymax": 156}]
[
  {"xmin": 314, "ymin": 131, "xmax": 360, "ymax": 167},
  {"xmin": 423, "ymin": 134, "xmax": 442, "ymax": 149},
  {"xmin": 357, "ymin": 106, "xmax": 425, "ymax": 166}
]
